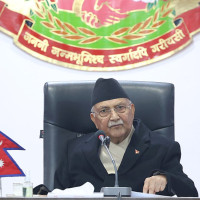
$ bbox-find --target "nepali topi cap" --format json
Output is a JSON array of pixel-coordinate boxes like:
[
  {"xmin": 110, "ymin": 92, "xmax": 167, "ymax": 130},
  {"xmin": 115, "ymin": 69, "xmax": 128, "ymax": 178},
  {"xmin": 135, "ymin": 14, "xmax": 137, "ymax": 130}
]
[{"xmin": 91, "ymin": 78, "xmax": 130, "ymax": 107}]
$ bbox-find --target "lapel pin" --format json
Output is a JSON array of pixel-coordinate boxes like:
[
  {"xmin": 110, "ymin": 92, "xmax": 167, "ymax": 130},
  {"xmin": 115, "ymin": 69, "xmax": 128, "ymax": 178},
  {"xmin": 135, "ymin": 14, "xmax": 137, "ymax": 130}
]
[{"xmin": 135, "ymin": 149, "xmax": 140, "ymax": 154}]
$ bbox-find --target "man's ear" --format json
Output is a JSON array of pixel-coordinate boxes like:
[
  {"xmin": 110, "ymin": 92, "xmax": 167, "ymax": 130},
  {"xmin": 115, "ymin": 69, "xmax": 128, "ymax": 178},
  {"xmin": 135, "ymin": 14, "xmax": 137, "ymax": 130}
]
[
  {"xmin": 90, "ymin": 113, "xmax": 98, "ymax": 129},
  {"xmin": 131, "ymin": 104, "xmax": 135, "ymax": 115},
  {"xmin": 131, "ymin": 104, "xmax": 135, "ymax": 114}
]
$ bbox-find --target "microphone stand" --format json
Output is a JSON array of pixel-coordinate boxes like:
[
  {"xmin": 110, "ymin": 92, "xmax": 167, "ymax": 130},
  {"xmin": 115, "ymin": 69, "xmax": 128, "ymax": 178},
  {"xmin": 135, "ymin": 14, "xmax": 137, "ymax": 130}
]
[{"xmin": 100, "ymin": 136, "xmax": 131, "ymax": 198}]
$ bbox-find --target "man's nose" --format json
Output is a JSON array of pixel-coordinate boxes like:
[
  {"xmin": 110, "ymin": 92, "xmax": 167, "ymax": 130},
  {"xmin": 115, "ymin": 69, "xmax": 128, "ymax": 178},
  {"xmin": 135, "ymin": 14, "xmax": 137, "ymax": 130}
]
[{"xmin": 110, "ymin": 109, "xmax": 120, "ymax": 120}]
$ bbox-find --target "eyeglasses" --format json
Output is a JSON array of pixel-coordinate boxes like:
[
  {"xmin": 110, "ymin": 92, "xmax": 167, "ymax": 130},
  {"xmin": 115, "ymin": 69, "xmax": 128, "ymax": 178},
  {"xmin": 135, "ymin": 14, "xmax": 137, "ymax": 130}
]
[{"xmin": 92, "ymin": 104, "xmax": 132, "ymax": 117}]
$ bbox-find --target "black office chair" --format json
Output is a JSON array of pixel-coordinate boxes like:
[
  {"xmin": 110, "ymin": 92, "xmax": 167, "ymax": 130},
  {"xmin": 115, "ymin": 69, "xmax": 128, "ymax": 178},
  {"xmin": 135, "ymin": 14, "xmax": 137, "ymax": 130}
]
[{"xmin": 43, "ymin": 80, "xmax": 174, "ymax": 191}]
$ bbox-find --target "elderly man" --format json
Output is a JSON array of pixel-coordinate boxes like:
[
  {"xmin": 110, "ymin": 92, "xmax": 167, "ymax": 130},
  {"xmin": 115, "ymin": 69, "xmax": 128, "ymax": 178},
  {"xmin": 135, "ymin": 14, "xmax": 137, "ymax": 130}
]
[{"xmin": 54, "ymin": 78, "xmax": 198, "ymax": 197}]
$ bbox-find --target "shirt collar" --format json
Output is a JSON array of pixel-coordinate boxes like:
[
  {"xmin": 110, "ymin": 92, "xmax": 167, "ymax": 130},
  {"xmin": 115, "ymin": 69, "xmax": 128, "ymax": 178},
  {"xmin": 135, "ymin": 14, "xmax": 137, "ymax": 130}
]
[{"xmin": 110, "ymin": 125, "xmax": 135, "ymax": 149}]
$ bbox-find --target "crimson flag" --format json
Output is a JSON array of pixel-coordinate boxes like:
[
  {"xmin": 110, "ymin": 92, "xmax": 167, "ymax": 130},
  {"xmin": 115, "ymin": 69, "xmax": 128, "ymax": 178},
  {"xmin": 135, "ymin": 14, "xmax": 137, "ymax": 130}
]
[{"xmin": 0, "ymin": 131, "xmax": 25, "ymax": 177}]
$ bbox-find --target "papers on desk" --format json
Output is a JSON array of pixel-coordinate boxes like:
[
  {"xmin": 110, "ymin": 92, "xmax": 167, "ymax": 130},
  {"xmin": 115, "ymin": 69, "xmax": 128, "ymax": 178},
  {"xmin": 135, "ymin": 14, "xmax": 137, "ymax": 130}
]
[
  {"xmin": 47, "ymin": 182, "xmax": 104, "ymax": 198},
  {"xmin": 131, "ymin": 191, "xmax": 170, "ymax": 198},
  {"xmin": 48, "ymin": 182, "xmax": 169, "ymax": 198}
]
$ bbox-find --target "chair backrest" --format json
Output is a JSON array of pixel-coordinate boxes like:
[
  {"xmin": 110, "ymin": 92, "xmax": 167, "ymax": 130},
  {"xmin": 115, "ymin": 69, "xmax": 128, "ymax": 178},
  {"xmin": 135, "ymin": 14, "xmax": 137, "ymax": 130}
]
[{"xmin": 43, "ymin": 80, "xmax": 174, "ymax": 190}]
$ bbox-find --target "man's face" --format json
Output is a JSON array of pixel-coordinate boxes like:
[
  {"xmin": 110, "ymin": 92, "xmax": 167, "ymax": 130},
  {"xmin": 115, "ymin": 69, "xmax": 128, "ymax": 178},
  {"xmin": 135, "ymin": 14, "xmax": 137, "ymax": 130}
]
[{"xmin": 90, "ymin": 98, "xmax": 135, "ymax": 144}]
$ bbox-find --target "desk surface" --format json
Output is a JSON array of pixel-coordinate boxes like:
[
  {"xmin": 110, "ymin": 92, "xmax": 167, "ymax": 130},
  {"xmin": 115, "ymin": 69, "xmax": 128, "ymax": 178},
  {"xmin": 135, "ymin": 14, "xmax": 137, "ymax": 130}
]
[{"xmin": 0, "ymin": 198, "xmax": 200, "ymax": 200}]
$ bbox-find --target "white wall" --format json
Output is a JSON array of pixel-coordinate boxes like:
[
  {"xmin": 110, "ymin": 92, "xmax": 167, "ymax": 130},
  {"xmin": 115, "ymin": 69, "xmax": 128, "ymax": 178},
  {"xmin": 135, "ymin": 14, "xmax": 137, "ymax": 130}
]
[{"xmin": 0, "ymin": 31, "xmax": 200, "ymax": 196}]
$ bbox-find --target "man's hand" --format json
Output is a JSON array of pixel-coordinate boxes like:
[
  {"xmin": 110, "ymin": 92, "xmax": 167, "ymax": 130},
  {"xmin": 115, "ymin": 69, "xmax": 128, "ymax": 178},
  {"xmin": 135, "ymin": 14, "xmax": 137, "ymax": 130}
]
[{"xmin": 143, "ymin": 175, "xmax": 167, "ymax": 194}]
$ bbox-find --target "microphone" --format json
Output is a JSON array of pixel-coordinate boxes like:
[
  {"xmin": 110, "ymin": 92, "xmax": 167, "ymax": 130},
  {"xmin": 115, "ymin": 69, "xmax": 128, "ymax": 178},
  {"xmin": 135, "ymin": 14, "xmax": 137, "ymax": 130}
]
[
  {"xmin": 96, "ymin": 130, "xmax": 110, "ymax": 149},
  {"xmin": 96, "ymin": 130, "xmax": 131, "ymax": 197}
]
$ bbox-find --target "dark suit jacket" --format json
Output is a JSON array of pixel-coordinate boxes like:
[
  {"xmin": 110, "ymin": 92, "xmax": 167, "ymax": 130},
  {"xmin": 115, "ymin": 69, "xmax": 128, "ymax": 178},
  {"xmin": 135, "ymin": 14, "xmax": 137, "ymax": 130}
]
[{"xmin": 54, "ymin": 119, "xmax": 198, "ymax": 197}]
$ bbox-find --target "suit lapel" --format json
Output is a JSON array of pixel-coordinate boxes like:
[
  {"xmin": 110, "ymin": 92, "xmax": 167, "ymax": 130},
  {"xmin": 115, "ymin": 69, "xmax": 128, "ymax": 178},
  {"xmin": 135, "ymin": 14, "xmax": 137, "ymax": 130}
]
[
  {"xmin": 82, "ymin": 134, "xmax": 108, "ymax": 178},
  {"xmin": 81, "ymin": 120, "xmax": 150, "ymax": 177},
  {"xmin": 118, "ymin": 120, "xmax": 150, "ymax": 175}
]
